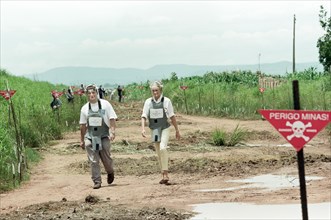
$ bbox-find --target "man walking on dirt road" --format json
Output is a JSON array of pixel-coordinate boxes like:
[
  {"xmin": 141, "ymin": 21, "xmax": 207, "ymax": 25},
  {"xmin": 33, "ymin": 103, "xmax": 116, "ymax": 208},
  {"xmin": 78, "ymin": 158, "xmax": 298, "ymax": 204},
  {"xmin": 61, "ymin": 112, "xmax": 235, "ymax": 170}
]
[{"xmin": 79, "ymin": 84, "xmax": 117, "ymax": 189}]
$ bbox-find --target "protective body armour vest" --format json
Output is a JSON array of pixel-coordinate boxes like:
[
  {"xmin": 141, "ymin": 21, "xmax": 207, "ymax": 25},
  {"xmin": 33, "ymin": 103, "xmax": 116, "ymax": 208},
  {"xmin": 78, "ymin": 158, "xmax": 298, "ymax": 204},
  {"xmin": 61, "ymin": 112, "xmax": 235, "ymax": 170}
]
[
  {"xmin": 86, "ymin": 100, "xmax": 109, "ymax": 150},
  {"xmin": 148, "ymin": 97, "xmax": 170, "ymax": 142}
]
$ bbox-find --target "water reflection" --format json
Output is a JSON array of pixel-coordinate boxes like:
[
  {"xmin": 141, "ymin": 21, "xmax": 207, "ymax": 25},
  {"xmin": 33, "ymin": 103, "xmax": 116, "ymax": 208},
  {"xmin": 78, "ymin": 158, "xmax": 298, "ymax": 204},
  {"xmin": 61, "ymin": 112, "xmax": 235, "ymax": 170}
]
[
  {"xmin": 195, "ymin": 174, "xmax": 324, "ymax": 192},
  {"xmin": 190, "ymin": 202, "xmax": 331, "ymax": 220},
  {"xmin": 191, "ymin": 174, "xmax": 329, "ymax": 219}
]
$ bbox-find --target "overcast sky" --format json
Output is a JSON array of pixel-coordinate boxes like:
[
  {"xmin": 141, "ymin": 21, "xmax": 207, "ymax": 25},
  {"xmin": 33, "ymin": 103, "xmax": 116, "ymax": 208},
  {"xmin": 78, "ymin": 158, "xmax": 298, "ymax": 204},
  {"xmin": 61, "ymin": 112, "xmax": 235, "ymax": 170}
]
[{"xmin": 1, "ymin": 0, "xmax": 330, "ymax": 75}]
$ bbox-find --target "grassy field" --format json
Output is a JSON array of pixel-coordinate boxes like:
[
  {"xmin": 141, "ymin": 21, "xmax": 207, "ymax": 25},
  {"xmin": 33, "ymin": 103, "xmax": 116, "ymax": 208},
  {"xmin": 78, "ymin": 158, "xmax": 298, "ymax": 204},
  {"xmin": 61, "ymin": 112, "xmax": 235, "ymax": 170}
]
[{"xmin": 0, "ymin": 68, "xmax": 330, "ymax": 192}]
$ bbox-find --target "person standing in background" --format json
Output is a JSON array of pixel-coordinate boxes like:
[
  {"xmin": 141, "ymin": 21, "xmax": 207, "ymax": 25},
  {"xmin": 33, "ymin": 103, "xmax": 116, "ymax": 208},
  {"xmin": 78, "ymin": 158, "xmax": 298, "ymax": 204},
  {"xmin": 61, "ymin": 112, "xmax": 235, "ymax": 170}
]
[
  {"xmin": 50, "ymin": 92, "xmax": 62, "ymax": 110},
  {"xmin": 50, "ymin": 92, "xmax": 62, "ymax": 122},
  {"xmin": 80, "ymin": 84, "xmax": 85, "ymax": 93},
  {"xmin": 117, "ymin": 85, "xmax": 123, "ymax": 102},
  {"xmin": 98, "ymin": 85, "xmax": 105, "ymax": 99},
  {"xmin": 65, "ymin": 87, "xmax": 74, "ymax": 103}
]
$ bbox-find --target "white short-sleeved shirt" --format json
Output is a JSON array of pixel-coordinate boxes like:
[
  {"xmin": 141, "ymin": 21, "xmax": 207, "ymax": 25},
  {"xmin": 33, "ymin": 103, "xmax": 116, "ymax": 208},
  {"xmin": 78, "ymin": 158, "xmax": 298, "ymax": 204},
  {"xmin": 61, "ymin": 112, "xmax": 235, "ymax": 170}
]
[
  {"xmin": 141, "ymin": 95, "xmax": 175, "ymax": 119},
  {"xmin": 79, "ymin": 99, "xmax": 117, "ymax": 128}
]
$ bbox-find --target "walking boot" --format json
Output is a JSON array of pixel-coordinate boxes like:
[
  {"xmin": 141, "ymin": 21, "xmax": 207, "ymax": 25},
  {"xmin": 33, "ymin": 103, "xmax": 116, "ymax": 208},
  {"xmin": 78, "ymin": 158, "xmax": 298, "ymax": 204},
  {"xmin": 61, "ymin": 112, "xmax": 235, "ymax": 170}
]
[
  {"xmin": 93, "ymin": 182, "xmax": 101, "ymax": 189},
  {"xmin": 107, "ymin": 172, "xmax": 114, "ymax": 184}
]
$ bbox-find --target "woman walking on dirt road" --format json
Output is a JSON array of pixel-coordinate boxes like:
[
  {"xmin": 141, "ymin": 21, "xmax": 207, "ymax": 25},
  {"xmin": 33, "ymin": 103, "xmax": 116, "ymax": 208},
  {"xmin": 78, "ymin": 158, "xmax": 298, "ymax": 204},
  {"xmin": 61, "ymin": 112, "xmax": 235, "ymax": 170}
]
[
  {"xmin": 141, "ymin": 81, "xmax": 181, "ymax": 185},
  {"xmin": 79, "ymin": 84, "xmax": 117, "ymax": 189}
]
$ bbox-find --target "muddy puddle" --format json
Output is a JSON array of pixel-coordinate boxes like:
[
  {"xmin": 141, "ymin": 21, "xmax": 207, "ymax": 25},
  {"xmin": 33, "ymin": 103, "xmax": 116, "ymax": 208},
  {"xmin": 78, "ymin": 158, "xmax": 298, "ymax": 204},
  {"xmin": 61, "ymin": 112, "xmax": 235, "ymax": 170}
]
[
  {"xmin": 191, "ymin": 173, "xmax": 329, "ymax": 219},
  {"xmin": 190, "ymin": 202, "xmax": 331, "ymax": 220},
  {"xmin": 194, "ymin": 174, "xmax": 324, "ymax": 192}
]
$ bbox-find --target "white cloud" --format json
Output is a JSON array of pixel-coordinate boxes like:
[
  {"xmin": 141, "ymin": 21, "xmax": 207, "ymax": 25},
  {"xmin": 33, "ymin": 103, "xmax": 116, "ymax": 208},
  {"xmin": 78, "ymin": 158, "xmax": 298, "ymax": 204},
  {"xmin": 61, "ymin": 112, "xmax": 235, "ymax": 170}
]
[{"xmin": 1, "ymin": 0, "xmax": 329, "ymax": 75}]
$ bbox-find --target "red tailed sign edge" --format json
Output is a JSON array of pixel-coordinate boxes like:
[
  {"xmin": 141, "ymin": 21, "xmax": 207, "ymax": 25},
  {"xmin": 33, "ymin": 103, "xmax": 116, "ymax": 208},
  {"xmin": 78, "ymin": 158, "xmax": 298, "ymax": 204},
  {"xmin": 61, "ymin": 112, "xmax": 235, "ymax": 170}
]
[{"xmin": 0, "ymin": 90, "xmax": 16, "ymax": 100}]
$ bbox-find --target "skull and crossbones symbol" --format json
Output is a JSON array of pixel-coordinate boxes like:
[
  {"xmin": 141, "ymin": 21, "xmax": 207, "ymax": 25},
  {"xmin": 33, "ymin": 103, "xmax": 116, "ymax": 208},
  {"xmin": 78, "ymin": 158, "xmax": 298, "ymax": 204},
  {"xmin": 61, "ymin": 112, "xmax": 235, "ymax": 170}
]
[{"xmin": 286, "ymin": 121, "xmax": 312, "ymax": 141}]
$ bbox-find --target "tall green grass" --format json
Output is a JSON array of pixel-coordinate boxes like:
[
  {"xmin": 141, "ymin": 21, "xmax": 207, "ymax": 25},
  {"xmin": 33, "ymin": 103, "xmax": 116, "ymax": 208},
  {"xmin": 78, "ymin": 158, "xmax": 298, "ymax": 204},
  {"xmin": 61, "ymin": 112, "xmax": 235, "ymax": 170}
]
[
  {"xmin": 0, "ymin": 69, "xmax": 85, "ymax": 191},
  {"xmin": 125, "ymin": 69, "xmax": 331, "ymax": 119}
]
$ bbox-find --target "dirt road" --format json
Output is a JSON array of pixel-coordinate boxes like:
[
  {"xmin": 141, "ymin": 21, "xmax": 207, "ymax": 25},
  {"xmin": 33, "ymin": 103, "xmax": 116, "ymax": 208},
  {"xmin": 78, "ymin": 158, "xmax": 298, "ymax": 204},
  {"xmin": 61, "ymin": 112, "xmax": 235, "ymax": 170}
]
[{"xmin": 0, "ymin": 101, "xmax": 330, "ymax": 219}]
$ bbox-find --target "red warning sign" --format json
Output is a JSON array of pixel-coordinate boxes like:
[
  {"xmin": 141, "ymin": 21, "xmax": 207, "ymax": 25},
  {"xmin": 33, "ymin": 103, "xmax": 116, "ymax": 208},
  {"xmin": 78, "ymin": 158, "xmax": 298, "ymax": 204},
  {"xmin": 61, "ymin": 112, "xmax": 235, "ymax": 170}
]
[
  {"xmin": 0, "ymin": 90, "xmax": 16, "ymax": 100},
  {"xmin": 259, "ymin": 110, "xmax": 331, "ymax": 151},
  {"xmin": 73, "ymin": 90, "xmax": 84, "ymax": 96}
]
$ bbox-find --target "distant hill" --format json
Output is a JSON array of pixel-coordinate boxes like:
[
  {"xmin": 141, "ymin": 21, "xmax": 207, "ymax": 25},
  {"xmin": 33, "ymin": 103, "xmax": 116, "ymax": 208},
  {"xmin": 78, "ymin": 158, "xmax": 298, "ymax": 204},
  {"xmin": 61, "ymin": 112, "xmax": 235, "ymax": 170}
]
[{"xmin": 23, "ymin": 61, "xmax": 323, "ymax": 86}]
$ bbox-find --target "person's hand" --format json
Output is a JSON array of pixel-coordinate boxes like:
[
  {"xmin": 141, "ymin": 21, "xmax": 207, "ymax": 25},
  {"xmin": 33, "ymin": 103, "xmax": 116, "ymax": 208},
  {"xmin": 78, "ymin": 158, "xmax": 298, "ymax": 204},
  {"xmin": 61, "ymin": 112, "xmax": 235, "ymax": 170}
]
[
  {"xmin": 110, "ymin": 133, "xmax": 115, "ymax": 141},
  {"xmin": 175, "ymin": 130, "xmax": 181, "ymax": 140},
  {"xmin": 80, "ymin": 141, "xmax": 85, "ymax": 149},
  {"xmin": 141, "ymin": 129, "xmax": 146, "ymax": 137}
]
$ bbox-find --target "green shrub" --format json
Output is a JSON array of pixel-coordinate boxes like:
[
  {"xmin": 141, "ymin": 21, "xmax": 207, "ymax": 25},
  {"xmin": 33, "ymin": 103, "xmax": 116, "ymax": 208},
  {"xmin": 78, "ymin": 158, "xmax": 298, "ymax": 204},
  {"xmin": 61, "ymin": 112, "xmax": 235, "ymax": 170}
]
[
  {"xmin": 228, "ymin": 124, "xmax": 247, "ymax": 146},
  {"xmin": 212, "ymin": 124, "xmax": 247, "ymax": 147},
  {"xmin": 212, "ymin": 128, "xmax": 226, "ymax": 146}
]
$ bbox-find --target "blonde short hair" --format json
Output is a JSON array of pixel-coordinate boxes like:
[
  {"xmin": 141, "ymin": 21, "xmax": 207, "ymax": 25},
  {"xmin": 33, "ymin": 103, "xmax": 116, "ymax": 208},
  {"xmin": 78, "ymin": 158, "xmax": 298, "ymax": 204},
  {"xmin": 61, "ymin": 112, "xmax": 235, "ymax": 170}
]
[{"xmin": 150, "ymin": 81, "xmax": 163, "ymax": 91}]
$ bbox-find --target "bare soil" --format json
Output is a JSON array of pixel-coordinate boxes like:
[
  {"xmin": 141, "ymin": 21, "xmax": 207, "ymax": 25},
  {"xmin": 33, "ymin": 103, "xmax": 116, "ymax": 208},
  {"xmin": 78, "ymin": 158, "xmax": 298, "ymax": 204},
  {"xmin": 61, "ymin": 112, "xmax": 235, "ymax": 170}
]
[{"xmin": 0, "ymin": 101, "xmax": 330, "ymax": 220}]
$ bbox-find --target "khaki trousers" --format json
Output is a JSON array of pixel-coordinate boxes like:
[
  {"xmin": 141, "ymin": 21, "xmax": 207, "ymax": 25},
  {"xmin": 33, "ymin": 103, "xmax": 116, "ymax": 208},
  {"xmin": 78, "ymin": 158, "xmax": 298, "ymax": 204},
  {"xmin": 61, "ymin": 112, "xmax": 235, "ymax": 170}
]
[
  {"xmin": 85, "ymin": 137, "xmax": 114, "ymax": 184},
  {"xmin": 154, "ymin": 128, "xmax": 170, "ymax": 171}
]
